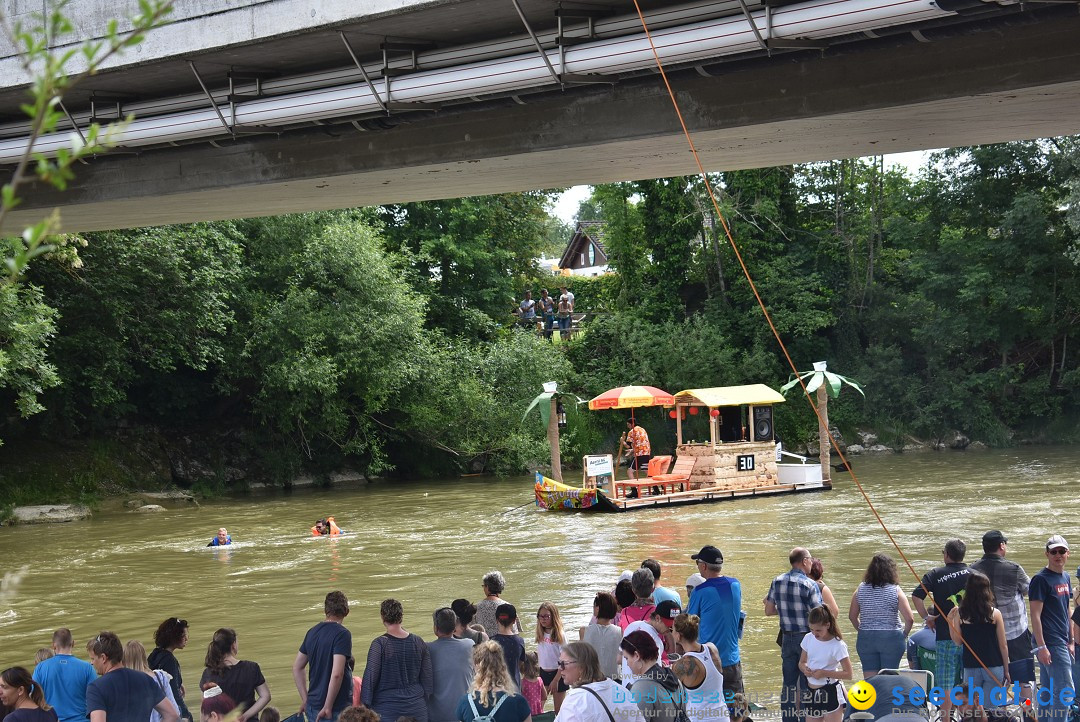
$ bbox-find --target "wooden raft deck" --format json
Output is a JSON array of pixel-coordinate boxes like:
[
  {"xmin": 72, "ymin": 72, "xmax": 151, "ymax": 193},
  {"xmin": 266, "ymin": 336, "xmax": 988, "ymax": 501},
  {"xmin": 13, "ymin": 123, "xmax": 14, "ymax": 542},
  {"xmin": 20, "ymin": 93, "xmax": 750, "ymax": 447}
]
[{"xmin": 601, "ymin": 480, "xmax": 831, "ymax": 511}]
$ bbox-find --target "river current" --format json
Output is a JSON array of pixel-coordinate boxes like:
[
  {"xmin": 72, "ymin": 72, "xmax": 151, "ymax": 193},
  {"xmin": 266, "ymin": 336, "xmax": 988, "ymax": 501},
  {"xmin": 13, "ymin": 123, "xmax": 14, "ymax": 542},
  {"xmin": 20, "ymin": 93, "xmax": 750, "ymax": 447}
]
[{"xmin": 2, "ymin": 447, "xmax": 1078, "ymax": 715}]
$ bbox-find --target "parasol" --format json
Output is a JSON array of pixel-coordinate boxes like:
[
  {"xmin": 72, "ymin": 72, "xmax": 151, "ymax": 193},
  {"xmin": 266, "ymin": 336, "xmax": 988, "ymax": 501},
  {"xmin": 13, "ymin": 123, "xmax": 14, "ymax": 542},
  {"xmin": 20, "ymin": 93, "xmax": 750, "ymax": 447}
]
[{"xmin": 588, "ymin": 385, "xmax": 675, "ymax": 411}]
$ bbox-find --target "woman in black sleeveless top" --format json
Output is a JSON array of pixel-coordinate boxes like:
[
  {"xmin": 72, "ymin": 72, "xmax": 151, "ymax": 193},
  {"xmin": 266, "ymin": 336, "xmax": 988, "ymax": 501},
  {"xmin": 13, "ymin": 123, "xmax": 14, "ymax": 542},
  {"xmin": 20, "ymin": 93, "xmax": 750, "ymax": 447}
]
[{"xmin": 948, "ymin": 572, "xmax": 1010, "ymax": 713}]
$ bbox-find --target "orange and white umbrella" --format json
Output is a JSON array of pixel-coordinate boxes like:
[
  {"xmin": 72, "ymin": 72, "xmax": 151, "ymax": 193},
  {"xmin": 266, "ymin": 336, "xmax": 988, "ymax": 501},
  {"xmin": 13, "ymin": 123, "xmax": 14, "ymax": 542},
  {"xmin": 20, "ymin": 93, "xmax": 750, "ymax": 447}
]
[{"xmin": 588, "ymin": 385, "xmax": 675, "ymax": 411}]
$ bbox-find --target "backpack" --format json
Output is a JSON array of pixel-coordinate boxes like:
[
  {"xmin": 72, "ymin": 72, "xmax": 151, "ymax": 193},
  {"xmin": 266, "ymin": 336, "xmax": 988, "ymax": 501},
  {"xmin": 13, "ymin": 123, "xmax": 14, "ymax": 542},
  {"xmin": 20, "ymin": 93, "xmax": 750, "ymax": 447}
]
[{"xmin": 467, "ymin": 692, "xmax": 510, "ymax": 722}]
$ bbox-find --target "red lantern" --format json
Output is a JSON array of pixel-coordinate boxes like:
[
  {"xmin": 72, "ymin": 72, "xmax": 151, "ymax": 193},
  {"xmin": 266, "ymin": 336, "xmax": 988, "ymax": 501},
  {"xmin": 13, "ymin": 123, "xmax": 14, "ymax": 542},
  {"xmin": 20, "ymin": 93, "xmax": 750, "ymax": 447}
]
[
  {"xmin": 668, "ymin": 410, "xmax": 677, "ymax": 419},
  {"xmin": 710, "ymin": 409, "xmax": 720, "ymax": 418},
  {"xmin": 688, "ymin": 406, "xmax": 699, "ymax": 415}
]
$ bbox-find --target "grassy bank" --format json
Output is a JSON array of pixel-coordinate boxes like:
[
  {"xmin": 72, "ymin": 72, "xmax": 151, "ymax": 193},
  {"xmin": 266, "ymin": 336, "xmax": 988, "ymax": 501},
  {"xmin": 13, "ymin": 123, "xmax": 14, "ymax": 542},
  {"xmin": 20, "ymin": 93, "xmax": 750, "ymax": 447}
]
[{"xmin": 0, "ymin": 436, "xmax": 173, "ymax": 509}]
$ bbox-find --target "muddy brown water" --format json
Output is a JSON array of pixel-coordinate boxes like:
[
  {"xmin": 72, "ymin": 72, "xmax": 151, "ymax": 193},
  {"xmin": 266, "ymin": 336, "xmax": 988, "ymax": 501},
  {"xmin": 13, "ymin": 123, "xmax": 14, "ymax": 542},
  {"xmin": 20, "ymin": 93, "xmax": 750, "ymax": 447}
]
[{"xmin": 2, "ymin": 447, "xmax": 1078, "ymax": 716}]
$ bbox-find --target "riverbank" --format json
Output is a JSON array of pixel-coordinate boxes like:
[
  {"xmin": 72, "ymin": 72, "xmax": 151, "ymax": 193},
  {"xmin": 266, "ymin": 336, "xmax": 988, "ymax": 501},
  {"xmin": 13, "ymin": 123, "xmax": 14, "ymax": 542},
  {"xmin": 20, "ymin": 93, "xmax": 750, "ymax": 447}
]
[{"xmin": 0, "ymin": 424, "xmax": 1004, "ymax": 523}]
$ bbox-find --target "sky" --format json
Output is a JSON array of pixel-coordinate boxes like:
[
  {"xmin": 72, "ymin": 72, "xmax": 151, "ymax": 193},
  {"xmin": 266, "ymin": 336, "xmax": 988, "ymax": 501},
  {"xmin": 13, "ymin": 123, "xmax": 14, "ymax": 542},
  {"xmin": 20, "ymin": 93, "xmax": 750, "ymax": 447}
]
[{"xmin": 549, "ymin": 150, "xmax": 933, "ymax": 225}]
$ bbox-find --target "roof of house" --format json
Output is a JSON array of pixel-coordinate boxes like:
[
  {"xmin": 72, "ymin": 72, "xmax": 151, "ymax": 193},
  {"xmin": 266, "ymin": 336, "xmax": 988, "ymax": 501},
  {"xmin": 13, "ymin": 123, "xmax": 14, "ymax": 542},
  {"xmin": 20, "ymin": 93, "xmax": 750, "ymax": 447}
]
[{"xmin": 558, "ymin": 220, "xmax": 608, "ymax": 269}]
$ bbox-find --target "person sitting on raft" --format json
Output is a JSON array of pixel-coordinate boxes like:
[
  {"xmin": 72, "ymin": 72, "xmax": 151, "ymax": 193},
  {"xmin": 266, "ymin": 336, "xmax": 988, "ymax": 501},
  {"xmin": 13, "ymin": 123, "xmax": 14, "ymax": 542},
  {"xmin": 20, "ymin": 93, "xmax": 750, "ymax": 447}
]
[
  {"xmin": 208, "ymin": 528, "xmax": 232, "ymax": 547},
  {"xmin": 310, "ymin": 517, "xmax": 343, "ymax": 536}
]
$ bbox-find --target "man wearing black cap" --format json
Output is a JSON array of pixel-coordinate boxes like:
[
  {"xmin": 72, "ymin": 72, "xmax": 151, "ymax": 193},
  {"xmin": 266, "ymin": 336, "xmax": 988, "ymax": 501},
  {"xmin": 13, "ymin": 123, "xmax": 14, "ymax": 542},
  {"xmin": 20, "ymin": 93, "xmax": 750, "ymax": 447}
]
[
  {"xmin": 688, "ymin": 545, "xmax": 745, "ymax": 696},
  {"xmin": 971, "ymin": 530, "xmax": 1034, "ymax": 704}
]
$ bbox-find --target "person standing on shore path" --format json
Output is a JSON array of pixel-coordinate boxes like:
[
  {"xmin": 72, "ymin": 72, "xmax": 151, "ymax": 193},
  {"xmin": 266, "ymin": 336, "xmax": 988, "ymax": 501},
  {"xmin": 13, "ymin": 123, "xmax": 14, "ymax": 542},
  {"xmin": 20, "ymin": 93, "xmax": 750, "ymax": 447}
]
[
  {"xmin": 970, "ymin": 530, "xmax": 1034, "ymax": 705},
  {"xmin": 765, "ymin": 547, "xmax": 823, "ymax": 722},
  {"xmin": 32, "ymin": 629, "xmax": 95, "ymax": 722},
  {"xmin": 911, "ymin": 539, "xmax": 972, "ymax": 722},
  {"xmin": 474, "ymin": 572, "xmax": 519, "ymax": 639},
  {"xmin": 1030, "ymin": 535, "xmax": 1073, "ymax": 722},
  {"xmin": 293, "ymin": 591, "xmax": 352, "ymax": 722},
  {"xmin": 848, "ymin": 553, "xmax": 913, "ymax": 678},
  {"xmin": 86, "ymin": 632, "xmax": 179, "ymax": 722},
  {"xmin": 641, "ymin": 560, "xmax": 682, "ymax": 607},
  {"xmin": 426, "ymin": 607, "xmax": 473, "ymax": 722},
  {"xmin": 687, "ymin": 545, "xmax": 745, "ymax": 697},
  {"xmin": 147, "ymin": 619, "xmax": 191, "ymax": 722}
]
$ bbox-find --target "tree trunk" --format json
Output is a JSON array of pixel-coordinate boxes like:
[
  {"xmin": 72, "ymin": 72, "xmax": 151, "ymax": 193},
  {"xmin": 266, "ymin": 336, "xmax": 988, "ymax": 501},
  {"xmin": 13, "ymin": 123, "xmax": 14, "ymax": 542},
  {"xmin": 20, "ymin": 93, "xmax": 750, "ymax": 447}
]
[
  {"xmin": 817, "ymin": 385, "xmax": 831, "ymax": 482},
  {"xmin": 548, "ymin": 396, "xmax": 563, "ymax": 482}
]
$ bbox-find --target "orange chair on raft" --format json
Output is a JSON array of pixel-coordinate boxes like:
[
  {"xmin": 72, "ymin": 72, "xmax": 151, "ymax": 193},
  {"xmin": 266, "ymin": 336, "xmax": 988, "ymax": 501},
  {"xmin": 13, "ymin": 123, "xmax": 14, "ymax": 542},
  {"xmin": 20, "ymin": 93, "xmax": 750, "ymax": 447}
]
[{"xmin": 614, "ymin": 455, "xmax": 695, "ymax": 498}]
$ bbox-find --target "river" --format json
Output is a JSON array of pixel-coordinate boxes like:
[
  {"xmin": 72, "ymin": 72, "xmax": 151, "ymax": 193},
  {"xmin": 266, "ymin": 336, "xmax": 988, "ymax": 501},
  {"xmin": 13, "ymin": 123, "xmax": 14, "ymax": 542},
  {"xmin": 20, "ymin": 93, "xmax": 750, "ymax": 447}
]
[{"xmin": 1, "ymin": 447, "xmax": 1078, "ymax": 716}]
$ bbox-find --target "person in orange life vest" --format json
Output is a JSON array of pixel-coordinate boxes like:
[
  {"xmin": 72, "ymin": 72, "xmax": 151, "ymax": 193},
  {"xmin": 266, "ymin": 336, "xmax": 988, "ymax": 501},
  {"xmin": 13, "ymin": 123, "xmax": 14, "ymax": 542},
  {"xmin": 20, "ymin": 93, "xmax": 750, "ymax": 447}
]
[{"xmin": 311, "ymin": 518, "xmax": 343, "ymax": 536}]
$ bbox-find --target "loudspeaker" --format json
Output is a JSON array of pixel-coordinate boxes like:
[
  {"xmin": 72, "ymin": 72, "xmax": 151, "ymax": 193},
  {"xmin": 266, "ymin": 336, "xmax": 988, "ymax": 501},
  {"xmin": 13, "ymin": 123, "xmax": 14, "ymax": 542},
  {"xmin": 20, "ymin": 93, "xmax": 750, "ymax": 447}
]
[{"xmin": 753, "ymin": 406, "xmax": 774, "ymax": 441}]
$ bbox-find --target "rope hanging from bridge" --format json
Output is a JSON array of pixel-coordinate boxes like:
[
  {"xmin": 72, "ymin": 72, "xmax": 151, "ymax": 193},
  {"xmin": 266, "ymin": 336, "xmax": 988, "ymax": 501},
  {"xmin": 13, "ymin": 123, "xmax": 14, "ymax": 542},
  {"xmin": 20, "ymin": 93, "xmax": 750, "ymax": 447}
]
[{"xmin": 627, "ymin": 0, "xmax": 1007, "ymax": 688}]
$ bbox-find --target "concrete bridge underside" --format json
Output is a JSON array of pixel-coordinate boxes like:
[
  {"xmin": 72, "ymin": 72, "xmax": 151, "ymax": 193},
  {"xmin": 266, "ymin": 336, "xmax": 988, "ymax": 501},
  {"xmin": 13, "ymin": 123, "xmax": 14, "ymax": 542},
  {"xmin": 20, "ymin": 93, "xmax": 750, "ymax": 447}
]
[{"xmin": 7, "ymin": 10, "xmax": 1080, "ymax": 232}]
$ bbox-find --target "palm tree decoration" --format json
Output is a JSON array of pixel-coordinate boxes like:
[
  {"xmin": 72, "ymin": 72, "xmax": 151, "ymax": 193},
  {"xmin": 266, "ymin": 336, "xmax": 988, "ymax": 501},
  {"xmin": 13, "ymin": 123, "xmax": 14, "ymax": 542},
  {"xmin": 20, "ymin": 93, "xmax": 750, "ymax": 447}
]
[
  {"xmin": 780, "ymin": 361, "xmax": 864, "ymax": 482},
  {"xmin": 523, "ymin": 382, "xmax": 580, "ymax": 483}
]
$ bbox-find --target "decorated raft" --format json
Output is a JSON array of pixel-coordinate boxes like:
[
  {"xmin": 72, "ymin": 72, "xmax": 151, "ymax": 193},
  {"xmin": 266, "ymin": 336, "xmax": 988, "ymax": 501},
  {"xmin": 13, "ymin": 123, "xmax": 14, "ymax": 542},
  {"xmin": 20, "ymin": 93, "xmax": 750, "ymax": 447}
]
[{"xmin": 534, "ymin": 384, "xmax": 831, "ymax": 513}]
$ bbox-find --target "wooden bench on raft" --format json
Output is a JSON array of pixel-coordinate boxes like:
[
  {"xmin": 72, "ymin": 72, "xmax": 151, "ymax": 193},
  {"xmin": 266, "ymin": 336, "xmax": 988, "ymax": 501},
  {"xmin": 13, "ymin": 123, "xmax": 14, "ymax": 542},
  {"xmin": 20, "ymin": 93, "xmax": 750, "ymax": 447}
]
[{"xmin": 613, "ymin": 456, "xmax": 696, "ymax": 498}]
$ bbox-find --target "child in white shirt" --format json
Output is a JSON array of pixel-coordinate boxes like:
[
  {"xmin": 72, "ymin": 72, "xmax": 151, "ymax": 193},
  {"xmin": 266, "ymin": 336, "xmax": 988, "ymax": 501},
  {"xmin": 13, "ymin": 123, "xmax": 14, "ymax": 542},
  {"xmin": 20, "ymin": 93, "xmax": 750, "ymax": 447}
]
[{"xmin": 799, "ymin": 605, "xmax": 853, "ymax": 722}]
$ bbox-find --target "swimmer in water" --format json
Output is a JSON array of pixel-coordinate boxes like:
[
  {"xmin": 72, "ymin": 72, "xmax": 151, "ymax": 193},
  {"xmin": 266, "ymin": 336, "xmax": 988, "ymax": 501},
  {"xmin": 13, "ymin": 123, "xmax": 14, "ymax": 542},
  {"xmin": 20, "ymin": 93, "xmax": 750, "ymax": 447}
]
[
  {"xmin": 310, "ymin": 518, "xmax": 343, "ymax": 536},
  {"xmin": 207, "ymin": 528, "xmax": 232, "ymax": 547}
]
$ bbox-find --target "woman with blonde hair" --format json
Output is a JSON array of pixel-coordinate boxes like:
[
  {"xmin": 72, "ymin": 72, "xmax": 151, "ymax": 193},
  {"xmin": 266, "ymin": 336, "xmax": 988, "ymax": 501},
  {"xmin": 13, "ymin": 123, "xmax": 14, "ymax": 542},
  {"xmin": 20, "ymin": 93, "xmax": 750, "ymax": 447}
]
[
  {"xmin": 535, "ymin": 601, "xmax": 569, "ymax": 713},
  {"xmin": 455, "ymin": 641, "xmax": 531, "ymax": 722},
  {"xmin": 123, "ymin": 641, "xmax": 181, "ymax": 722}
]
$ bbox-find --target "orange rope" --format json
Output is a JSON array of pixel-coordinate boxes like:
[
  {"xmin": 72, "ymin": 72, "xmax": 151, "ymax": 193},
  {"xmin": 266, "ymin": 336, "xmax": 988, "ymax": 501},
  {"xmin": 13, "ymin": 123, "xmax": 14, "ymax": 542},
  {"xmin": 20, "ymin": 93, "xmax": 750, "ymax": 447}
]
[{"xmin": 628, "ymin": 0, "xmax": 1009, "ymax": 691}]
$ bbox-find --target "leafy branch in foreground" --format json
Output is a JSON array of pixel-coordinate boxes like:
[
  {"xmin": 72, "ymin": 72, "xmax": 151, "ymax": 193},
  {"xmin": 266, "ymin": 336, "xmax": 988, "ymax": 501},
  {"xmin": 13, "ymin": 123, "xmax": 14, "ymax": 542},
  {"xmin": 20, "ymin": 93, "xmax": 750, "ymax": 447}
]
[{"xmin": 0, "ymin": 0, "xmax": 173, "ymax": 284}]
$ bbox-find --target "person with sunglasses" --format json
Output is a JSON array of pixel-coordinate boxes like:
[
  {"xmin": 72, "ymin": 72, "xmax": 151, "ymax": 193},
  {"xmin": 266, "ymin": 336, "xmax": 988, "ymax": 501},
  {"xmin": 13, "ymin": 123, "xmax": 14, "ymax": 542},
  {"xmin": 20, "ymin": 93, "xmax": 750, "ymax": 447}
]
[
  {"xmin": 1030, "ymin": 535, "xmax": 1073, "ymax": 722},
  {"xmin": 552, "ymin": 643, "xmax": 636, "ymax": 722}
]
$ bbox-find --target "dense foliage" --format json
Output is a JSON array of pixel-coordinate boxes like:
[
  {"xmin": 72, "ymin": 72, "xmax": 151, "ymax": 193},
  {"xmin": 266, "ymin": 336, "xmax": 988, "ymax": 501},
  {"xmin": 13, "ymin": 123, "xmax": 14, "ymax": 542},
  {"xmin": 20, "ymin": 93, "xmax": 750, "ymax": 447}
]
[{"xmin": 2, "ymin": 138, "xmax": 1080, "ymax": 492}]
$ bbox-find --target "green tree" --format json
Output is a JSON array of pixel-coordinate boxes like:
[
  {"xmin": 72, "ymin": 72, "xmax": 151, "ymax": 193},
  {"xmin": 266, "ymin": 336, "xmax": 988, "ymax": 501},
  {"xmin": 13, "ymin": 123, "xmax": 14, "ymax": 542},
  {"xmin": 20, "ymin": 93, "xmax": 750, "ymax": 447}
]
[
  {"xmin": 635, "ymin": 177, "xmax": 698, "ymax": 321},
  {"xmin": 235, "ymin": 213, "xmax": 427, "ymax": 473},
  {"xmin": 0, "ymin": 283, "xmax": 59, "ymax": 426},
  {"xmin": 27, "ymin": 223, "xmax": 244, "ymax": 423},
  {"xmin": 379, "ymin": 191, "xmax": 558, "ymax": 336},
  {"xmin": 0, "ymin": 0, "xmax": 172, "ymax": 436}
]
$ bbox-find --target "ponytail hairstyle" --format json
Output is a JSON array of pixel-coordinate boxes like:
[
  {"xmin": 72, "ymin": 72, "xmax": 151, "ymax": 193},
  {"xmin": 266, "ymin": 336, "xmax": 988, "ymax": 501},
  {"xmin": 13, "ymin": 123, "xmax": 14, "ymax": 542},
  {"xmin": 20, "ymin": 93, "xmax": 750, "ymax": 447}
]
[
  {"xmin": 807, "ymin": 605, "xmax": 842, "ymax": 640},
  {"xmin": 672, "ymin": 613, "xmax": 700, "ymax": 643},
  {"xmin": 1, "ymin": 667, "xmax": 50, "ymax": 711},
  {"xmin": 205, "ymin": 628, "xmax": 237, "ymax": 675}
]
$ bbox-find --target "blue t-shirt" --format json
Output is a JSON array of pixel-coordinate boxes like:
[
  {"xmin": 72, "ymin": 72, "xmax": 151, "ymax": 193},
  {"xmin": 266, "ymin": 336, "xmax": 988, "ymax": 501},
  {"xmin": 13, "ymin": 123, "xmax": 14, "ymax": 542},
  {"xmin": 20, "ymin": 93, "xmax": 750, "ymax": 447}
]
[
  {"xmin": 299, "ymin": 621, "xmax": 353, "ymax": 711},
  {"xmin": 491, "ymin": 634, "xmax": 526, "ymax": 689},
  {"xmin": 33, "ymin": 654, "xmax": 96, "ymax": 722},
  {"xmin": 455, "ymin": 691, "xmax": 531, "ymax": 722},
  {"xmin": 209, "ymin": 536, "xmax": 232, "ymax": 546},
  {"xmin": 652, "ymin": 585, "xmax": 682, "ymax": 608},
  {"xmin": 687, "ymin": 575, "xmax": 743, "ymax": 664},
  {"xmin": 1030, "ymin": 568, "xmax": 1072, "ymax": 646},
  {"xmin": 85, "ymin": 668, "xmax": 165, "ymax": 722}
]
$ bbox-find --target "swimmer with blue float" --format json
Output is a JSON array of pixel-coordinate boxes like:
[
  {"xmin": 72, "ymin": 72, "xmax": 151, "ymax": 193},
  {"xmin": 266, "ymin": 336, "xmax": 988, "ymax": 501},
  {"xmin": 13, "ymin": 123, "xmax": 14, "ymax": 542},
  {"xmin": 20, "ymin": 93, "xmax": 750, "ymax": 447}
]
[{"xmin": 207, "ymin": 527, "xmax": 232, "ymax": 546}]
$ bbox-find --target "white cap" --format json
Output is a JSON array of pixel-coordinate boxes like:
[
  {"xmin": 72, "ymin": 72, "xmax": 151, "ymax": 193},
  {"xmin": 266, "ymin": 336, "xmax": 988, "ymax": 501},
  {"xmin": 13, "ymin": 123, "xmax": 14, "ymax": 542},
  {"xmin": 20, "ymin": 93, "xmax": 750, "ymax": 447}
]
[
  {"xmin": 1046, "ymin": 534, "xmax": 1070, "ymax": 551},
  {"xmin": 686, "ymin": 573, "xmax": 706, "ymax": 591}
]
